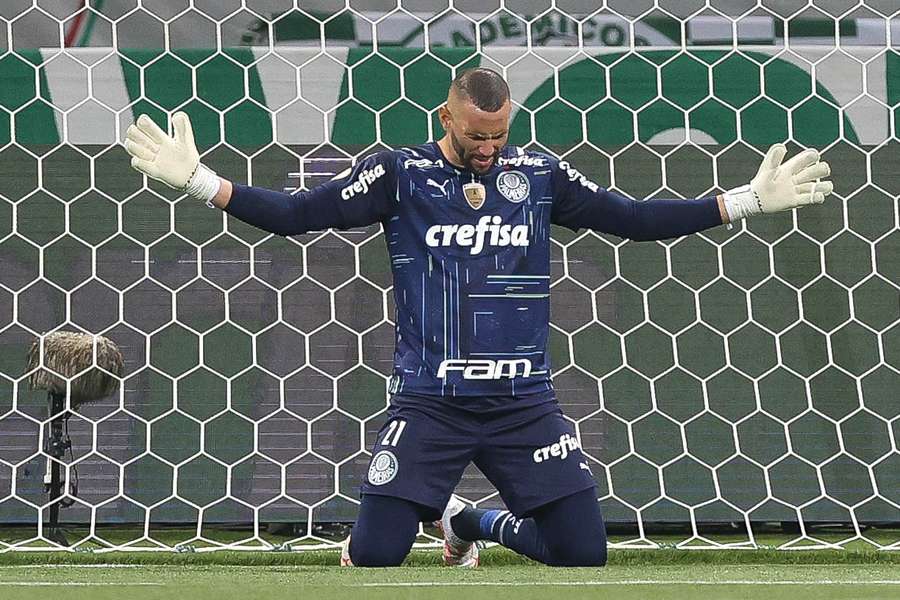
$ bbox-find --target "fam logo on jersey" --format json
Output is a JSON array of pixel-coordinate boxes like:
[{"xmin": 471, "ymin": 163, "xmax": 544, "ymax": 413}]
[
  {"xmin": 404, "ymin": 157, "xmax": 445, "ymax": 170},
  {"xmin": 367, "ymin": 450, "xmax": 398, "ymax": 486},
  {"xmin": 496, "ymin": 170, "xmax": 530, "ymax": 203},
  {"xmin": 437, "ymin": 358, "xmax": 532, "ymax": 380},
  {"xmin": 341, "ymin": 164, "xmax": 386, "ymax": 200},
  {"xmin": 532, "ymin": 433, "xmax": 581, "ymax": 464},
  {"xmin": 425, "ymin": 215, "xmax": 529, "ymax": 254}
]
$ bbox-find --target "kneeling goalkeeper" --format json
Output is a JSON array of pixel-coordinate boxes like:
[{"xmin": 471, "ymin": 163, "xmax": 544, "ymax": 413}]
[{"xmin": 124, "ymin": 68, "xmax": 832, "ymax": 567}]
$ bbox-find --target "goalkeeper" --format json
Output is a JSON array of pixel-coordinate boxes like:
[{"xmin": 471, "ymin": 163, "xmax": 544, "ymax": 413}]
[{"xmin": 124, "ymin": 68, "xmax": 831, "ymax": 568}]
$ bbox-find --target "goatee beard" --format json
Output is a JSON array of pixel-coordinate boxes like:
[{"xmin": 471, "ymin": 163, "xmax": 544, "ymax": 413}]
[{"xmin": 450, "ymin": 130, "xmax": 500, "ymax": 173}]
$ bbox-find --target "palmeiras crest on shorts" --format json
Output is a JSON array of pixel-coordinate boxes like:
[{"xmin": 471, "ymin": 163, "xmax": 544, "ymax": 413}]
[
  {"xmin": 368, "ymin": 450, "xmax": 399, "ymax": 486},
  {"xmin": 496, "ymin": 170, "xmax": 530, "ymax": 203}
]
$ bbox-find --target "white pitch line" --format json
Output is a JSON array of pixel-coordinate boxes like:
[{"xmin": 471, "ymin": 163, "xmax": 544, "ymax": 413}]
[
  {"xmin": 355, "ymin": 580, "xmax": 900, "ymax": 587},
  {"xmin": 0, "ymin": 565, "xmax": 148, "ymax": 569},
  {"xmin": 0, "ymin": 582, "xmax": 162, "ymax": 587}
]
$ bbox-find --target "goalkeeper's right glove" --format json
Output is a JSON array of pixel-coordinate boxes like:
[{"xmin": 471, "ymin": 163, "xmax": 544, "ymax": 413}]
[
  {"xmin": 124, "ymin": 112, "xmax": 221, "ymax": 205},
  {"xmin": 722, "ymin": 143, "xmax": 833, "ymax": 222}
]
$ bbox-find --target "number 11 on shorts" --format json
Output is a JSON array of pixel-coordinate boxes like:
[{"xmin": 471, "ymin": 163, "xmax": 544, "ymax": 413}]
[{"xmin": 381, "ymin": 419, "xmax": 407, "ymax": 447}]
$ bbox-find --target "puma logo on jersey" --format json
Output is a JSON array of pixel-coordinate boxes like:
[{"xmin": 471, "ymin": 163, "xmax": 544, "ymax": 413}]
[
  {"xmin": 426, "ymin": 178, "xmax": 450, "ymax": 196},
  {"xmin": 533, "ymin": 434, "xmax": 581, "ymax": 464},
  {"xmin": 341, "ymin": 164, "xmax": 386, "ymax": 200},
  {"xmin": 425, "ymin": 215, "xmax": 529, "ymax": 255}
]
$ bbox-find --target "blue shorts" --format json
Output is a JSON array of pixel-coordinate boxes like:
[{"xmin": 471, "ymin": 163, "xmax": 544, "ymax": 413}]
[{"xmin": 360, "ymin": 395, "xmax": 597, "ymax": 518}]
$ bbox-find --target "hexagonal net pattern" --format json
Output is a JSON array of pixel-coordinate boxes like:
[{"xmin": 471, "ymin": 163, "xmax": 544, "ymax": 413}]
[{"xmin": 0, "ymin": 1, "xmax": 899, "ymax": 553}]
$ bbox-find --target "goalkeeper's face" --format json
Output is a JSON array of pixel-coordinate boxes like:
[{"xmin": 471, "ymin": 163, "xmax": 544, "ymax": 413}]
[{"xmin": 442, "ymin": 100, "xmax": 510, "ymax": 174}]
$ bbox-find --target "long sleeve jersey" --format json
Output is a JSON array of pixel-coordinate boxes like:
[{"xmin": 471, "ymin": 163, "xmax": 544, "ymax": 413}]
[{"xmin": 226, "ymin": 143, "xmax": 722, "ymax": 399}]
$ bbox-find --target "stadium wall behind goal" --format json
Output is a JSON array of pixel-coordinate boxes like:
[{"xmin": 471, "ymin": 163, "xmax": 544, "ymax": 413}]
[{"xmin": 0, "ymin": 45, "xmax": 899, "ymax": 528}]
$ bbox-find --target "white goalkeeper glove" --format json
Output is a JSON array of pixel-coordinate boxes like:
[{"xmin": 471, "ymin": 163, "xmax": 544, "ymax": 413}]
[
  {"xmin": 124, "ymin": 111, "xmax": 221, "ymax": 205},
  {"xmin": 722, "ymin": 144, "xmax": 833, "ymax": 222}
]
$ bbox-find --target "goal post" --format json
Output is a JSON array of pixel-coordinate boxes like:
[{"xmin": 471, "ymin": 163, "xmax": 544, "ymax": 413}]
[{"xmin": 0, "ymin": 2, "xmax": 898, "ymax": 552}]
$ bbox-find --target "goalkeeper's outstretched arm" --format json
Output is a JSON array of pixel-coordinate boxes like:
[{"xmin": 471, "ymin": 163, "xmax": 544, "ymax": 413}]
[
  {"xmin": 550, "ymin": 144, "xmax": 833, "ymax": 240},
  {"xmin": 123, "ymin": 112, "xmax": 396, "ymax": 236}
]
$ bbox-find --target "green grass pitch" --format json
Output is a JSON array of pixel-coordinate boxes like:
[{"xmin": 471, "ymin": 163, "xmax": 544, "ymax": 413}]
[{"xmin": 2, "ymin": 547, "xmax": 899, "ymax": 600}]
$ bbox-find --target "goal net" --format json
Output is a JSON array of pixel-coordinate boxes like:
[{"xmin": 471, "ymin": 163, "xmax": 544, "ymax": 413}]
[{"xmin": 0, "ymin": 0, "xmax": 898, "ymax": 552}]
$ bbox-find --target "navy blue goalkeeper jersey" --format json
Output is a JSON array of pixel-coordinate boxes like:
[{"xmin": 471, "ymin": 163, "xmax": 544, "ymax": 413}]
[{"xmin": 226, "ymin": 142, "xmax": 721, "ymax": 401}]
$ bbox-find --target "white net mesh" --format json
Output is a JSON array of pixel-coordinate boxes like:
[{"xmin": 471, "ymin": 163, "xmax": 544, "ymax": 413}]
[{"xmin": 0, "ymin": 0, "xmax": 899, "ymax": 553}]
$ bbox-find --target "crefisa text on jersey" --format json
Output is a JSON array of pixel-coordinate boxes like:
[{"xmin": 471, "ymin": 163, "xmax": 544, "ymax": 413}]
[
  {"xmin": 341, "ymin": 164, "xmax": 387, "ymax": 200},
  {"xmin": 425, "ymin": 215, "xmax": 530, "ymax": 254},
  {"xmin": 557, "ymin": 160, "xmax": 600, "ymax": 193},
  {"xmin": 497, "ymin": 155, "xmax": 548, "ymax": 168}
]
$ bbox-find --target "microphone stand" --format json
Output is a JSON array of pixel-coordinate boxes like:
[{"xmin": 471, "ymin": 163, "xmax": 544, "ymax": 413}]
[{"xmin": 43, "ymin": 391, "xmax": 72, "ymax": 546}]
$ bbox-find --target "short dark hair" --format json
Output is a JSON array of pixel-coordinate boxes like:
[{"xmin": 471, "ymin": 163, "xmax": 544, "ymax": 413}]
[{"xmin": 450, "ymin": 68, "xmax": 510, "ymax": 112}]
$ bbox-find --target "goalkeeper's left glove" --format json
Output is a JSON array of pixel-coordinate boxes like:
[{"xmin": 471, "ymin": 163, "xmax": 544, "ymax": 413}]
[
  {"xmin": 722, "ymin": 143, "xmax": 833, "ymax": 222},
  {"xmin": 124, "ymin": 112, "xmax": 221, "ymax": 205}
]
